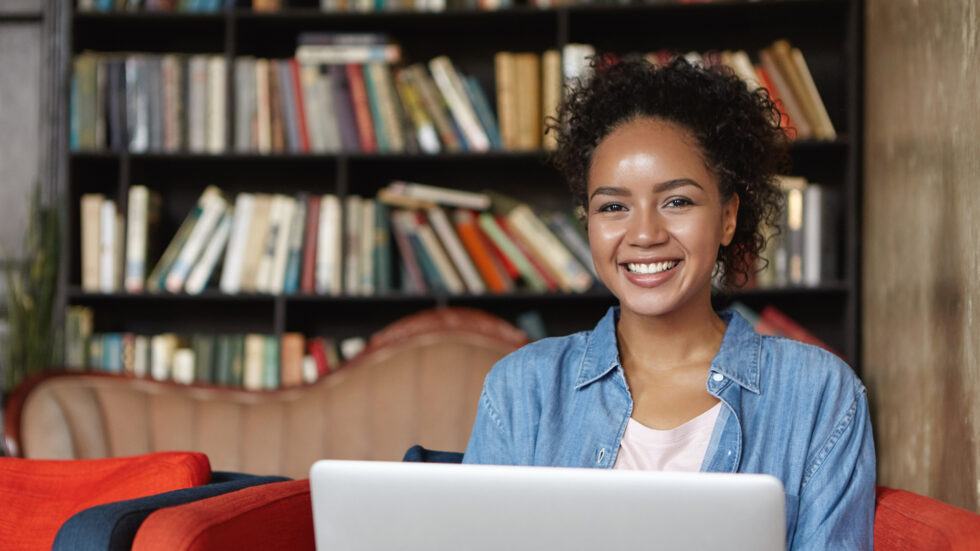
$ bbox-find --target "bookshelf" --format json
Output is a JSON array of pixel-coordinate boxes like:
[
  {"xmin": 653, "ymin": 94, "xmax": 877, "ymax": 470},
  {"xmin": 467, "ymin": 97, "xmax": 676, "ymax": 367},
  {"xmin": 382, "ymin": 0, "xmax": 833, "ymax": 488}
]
[{"xmin": 62, "ymin": 0, "xmax": 864, "ymax": 369}]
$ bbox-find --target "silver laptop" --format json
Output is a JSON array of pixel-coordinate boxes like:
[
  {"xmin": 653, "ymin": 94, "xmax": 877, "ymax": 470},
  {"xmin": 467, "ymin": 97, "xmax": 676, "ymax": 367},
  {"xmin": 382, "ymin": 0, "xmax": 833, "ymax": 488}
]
[{"xmin": 310, "ymin": 459, "xmax": 785, "ymax": 551}]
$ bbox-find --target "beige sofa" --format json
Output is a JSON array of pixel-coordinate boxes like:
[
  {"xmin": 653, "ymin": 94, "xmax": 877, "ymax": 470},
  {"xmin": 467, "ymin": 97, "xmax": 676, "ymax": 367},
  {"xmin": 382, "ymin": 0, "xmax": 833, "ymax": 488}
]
[{"xmin": 3, "ymin": 307, "xmax": 526, "ymax": 479}]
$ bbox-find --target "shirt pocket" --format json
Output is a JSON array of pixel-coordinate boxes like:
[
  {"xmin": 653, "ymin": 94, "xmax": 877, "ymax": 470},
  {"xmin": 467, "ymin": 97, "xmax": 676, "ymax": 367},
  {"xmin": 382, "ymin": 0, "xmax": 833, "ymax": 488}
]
[{"xmin": 784, "ymin": 492, "xmax": 800, "ymax": 546}]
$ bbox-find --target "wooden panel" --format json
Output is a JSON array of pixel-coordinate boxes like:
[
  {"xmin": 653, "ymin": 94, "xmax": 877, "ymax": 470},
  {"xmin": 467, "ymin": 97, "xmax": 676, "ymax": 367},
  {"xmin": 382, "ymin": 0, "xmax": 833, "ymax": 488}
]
[{"xmin": 864, "ymin": 0, "xmax": 980, "ymax": 512}]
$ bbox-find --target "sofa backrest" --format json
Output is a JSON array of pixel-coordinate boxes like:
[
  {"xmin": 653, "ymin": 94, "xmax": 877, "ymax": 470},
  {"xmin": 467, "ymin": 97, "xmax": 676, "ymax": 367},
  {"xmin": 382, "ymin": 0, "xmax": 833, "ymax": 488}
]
[{"xmin": 4, "ymin": 307, "xmax": 527, "ymax": 479}]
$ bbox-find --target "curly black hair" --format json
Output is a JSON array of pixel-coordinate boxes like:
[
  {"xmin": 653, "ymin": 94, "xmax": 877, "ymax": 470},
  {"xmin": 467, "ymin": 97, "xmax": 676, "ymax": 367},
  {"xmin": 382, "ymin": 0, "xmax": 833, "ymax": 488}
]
[{"xmin": 549, "ymin": 55, "xmax": 789, "ymax": 290}]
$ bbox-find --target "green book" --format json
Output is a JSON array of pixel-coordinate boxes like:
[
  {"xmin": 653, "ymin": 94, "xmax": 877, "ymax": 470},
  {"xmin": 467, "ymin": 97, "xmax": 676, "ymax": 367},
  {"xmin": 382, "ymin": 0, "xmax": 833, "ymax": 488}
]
[
  {"xmin": 373, "ymin": 202, "xmax": 392, "ymax": 293},
  {"xmin": 230, "ymin": 334, "xmax": 245, "ymax": 387},
  {"xmin": 263, "ymin": 335, "xmax": 280, "ymax": 390},
  {"xmin": 477, "ymin": 212, "xmax": 547, "ymax": 292},
  {"xmin": 213, "ymin": 334, "xmax": 231, "ymax": 386},
  {"xmin": 362, "ymin": 64, "xmax": 389, "ymax": 152},
  {"xmin": 192, "ymin": 335, "xmax": 215, "ymax": 384}
]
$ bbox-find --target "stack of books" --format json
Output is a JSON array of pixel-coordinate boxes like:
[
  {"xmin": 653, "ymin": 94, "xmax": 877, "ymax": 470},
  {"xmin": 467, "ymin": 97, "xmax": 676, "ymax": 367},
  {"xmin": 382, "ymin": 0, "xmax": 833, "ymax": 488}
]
[
  {"xmin": 79, "ymin": 182, "xmax": 596, "ymax": 296},
  {"xmin": 76, "ymin": 0, "xmax": 226, "ymax": 11},
  {"xmin": 66, "ymin": 305, "xmax": 354, "ymax": 389}
]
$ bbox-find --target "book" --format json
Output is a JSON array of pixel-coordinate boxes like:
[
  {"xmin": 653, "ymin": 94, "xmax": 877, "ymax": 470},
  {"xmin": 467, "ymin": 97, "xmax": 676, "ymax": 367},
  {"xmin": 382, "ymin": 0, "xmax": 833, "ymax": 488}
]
[
  {"xmin": 514, "ymin": 53, "xmax": 541, "ymax": 151},
  {"xmin": 255, "ymin": 194, "xmax": 285, "ymax": 293},
  {"xmin": 453, "ymin": 209, "xmax": 512, "ymax": 293},
  {"xmin": 150, "ymin": 333, "xmax": 177, "ymax": 381},
  {"xmin": 146, "ymin": 186, "xmax": 216, "ymax": 292},
  {"xmin": 494, "ymin": 52, "xmax": 517, "ymax": 150},
  {"xmin": 346, "ymin": 64, "xmax": 377, "ymax": 152},
  {"xmin": 316, "ymin": 194, "xmax": 343, "ymax": 295},
  {"xmin": 281, "ymin": 332, "xmax": 305, "ymax": 387},
  {"xmin": 384, "ymin": 181, "xmax": 490, "ymax": 211},
  {"xmin": 394, "ymin": 68, "xmax": 440, "ymax": 154},
  {"xmin": 405, "ymin": 64, "xmax": 462, "ymax": 152},
  {"xmin": 373, "ymin": 202, "xmax": 392, "ymax": 293},
  {"xmin": 295, "ymin": 43, "xmax": 402, "ymax": 65},
  {"xmin": 263, "ymin": 334, "xmax": 280, "ymax": 389},
  {"xmin": 243, "ymin": 333, "xmax": 265, "ymax": 390},
  {"xmin": 362, "ymin": 62, "xmax": 390, "ymax": 152},
  {"xmin": 289, "ymin": 58, "xmax": 312, "ymax": 153},
  {"xmin": 81, "ymin": 193, "xmax": 105, "ymax": 292},
  {"xmin": 270, "ymin": 195, "xmax": 297, "ymax": 293},
  {"xmin": 255, "ymin": 58, "xmax": 273, "ymax": 153},
  {"xmin": 329, "ymin": 66, "xmax": 361, "ymax": 152},
  {"xmin": 389, "ymin": 208, "xmax": 427, "ymax": 294},
  {"xmin": 192, "ymin": 334, "xmax": 215, "ymax": 383},
  {"xmin": 359, "ymin": 198, "xmax": 376, "ymax": 294},
  {"xmin": 802, "ymin": 184, "xmax": 840, "ymax": 287},
  {"xmin": 99, "ymin": 198, "xmax": 118, "ymax": 293},
  {"xmin": 220, "ymin": 192, "xmax": 255, "ymax": 294},
  {"xmin": 462, "ymin": 75, "xmax": 501, "ymax": 150},
  {"xmin": 300, "ymin": 195, "xmax": 321, "ymax": 294},
  {"xmin": 478, "ymin": 212, "xmax": 547, "ymax": 292},
  {"xmin": 543, "ymin": 211, "xmax": 595, "ymax": 277},
  {"xmin": 344, "ymin": 195, "xmax": 363, "ymax": 295},
  {"xmin": 206, "ymin": 55, "xmax": 226, "ymax": 153},
  {"xmin": 240, "ymin": 194, "xmax": 272, "ymax": 293},
  {"xmin": 282, "ymin": 193, "xmax": 308, "ymax": 294},
  {"xmin": 540, "ymin": 49, "xmax": 562, "ymax": 151}
]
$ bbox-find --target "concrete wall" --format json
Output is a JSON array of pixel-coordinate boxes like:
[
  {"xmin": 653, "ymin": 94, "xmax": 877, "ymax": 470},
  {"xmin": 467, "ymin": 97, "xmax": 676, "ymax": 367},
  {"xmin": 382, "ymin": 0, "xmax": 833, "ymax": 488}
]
[{"xmin": 864, "ymin": 0, "xmax": 980, "ymax": 511}]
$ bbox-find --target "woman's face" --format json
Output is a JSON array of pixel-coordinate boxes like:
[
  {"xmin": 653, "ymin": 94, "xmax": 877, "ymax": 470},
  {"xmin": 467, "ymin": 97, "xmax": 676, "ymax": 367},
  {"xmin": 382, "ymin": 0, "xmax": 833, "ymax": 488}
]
[{"xmin": 586, "ymin": 117, "xmax": 738, "ymax": 320}]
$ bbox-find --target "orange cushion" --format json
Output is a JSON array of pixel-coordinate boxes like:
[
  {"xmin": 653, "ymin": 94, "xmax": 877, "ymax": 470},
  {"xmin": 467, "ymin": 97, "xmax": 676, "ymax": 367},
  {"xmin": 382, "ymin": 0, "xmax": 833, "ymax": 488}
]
[
  {"xmin": 132, "ymin": 479, "xmax": 313, "ymax": 551},
  {"xmin": 875, "ymin": 486, "xmax": 980, "ymax": 550},
  {"xmin": 0, "ymin": 451, "xmax": 211, "ymax": 551}
]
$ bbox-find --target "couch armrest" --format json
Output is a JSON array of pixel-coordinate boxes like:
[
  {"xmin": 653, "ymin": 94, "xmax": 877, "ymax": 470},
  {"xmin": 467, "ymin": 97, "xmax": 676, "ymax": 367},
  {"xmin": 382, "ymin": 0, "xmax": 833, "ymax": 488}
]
[
  {"xmin": 131, "ymin": 479, "xmax": 313, "ymax": 551},
  {"xmin": 53, "ymin": 472, "xmax": 290, "ymax": 551},
  {"xmin": 875, "ymin": 486, "xmax": 980, "ymax": 550}
]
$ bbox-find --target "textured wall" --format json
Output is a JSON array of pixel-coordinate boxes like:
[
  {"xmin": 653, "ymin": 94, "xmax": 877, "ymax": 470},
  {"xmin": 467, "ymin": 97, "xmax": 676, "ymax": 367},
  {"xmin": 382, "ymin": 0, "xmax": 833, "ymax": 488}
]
[{"xmin": 864, "ymin": 0, "xmax": 980, "ymax": 511}]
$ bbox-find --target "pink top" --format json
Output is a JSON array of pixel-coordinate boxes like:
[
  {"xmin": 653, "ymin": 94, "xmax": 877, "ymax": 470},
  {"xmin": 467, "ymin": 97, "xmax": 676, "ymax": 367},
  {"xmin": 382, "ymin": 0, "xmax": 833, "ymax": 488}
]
[{"xmin": 612, "ymin": 402, "xmax": 722, "ymax": 472}]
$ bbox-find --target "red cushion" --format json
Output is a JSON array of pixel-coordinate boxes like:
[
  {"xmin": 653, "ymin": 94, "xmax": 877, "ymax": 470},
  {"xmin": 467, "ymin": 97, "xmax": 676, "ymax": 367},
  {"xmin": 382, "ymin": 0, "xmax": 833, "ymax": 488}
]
[
  {"xmin": 132, "ymin": 478, "xmax": 313, "ymax": 551},
  {"xmin": 875, "ymin": 486, "xmax": 980, "ymax": 550},
  {"xmin": 0, "ymin": 451, "xmax": 211, "ymax": 551}
]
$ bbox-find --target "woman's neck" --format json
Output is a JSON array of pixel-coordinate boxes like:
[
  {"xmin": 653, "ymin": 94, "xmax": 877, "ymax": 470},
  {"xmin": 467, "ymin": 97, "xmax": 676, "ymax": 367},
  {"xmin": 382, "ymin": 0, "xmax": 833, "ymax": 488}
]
[{"xmin": 616, "ymin": 300, "xmax": 728, "ymax": 374}]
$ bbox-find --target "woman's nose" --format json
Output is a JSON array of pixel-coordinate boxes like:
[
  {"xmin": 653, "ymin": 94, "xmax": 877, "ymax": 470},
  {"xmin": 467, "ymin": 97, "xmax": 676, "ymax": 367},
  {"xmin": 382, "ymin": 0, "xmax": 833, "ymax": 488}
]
[{"xmin": 627, "ymin": 209, "xmax": 668, "ymax": 246}]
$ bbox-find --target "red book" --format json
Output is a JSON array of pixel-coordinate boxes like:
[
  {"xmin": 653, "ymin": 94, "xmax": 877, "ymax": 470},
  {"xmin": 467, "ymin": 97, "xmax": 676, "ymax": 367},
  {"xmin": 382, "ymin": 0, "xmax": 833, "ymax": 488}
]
[
  {"xmin": 345, "ymin": 64, "xmax": 377, "ymax": 153},
  {"xmin": 495, "ymin": 214, "xmax": 559, "ymax": 292},
  {"xmin": 289, "ymin": 58, "xmax": 311, "ymax": 153},
  {"xmin": 308, "ymin": 337, "xmax": 329, "ymax": 378},
  {"xmin": 454, "ymin": 209, "xmax": 511, "ymax": 293},
  {"xmin": 754, "ymin": 66, "xmax": 796, "ymax": 135},
  {"xmin": 300, "ymin": 195, "xmax": 321, "ymax": 294},
  {"xmin": 759, "ymin": 305, "xmax": 844, "ymax": 360}
]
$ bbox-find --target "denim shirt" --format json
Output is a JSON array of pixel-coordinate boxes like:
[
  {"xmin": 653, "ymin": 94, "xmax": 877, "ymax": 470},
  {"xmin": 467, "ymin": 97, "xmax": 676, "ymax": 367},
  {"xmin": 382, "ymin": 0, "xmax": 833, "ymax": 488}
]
[{"xmin": 464, "ymin": 307, "xmax": 875, "ymax": 550}]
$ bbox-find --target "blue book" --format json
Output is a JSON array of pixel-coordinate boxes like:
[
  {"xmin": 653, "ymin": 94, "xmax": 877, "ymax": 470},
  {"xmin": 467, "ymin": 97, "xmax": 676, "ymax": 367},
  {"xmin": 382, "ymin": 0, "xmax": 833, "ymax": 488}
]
[
  {"xmin": 407, "ymin": 231, "xmax": 444, "ymax": 292},
  {"xmin": 262, "ymin": 335, "xmax": 280, "ymax": 390},
  {"xmin": 282, "ymin": 193, "xmax": 309, "ymax": 294},
  {"xmin": 103, "ymin": 333, "xmax": 124, "ymax": 373},
  {"xmin": 462, "ymin": 76, "xmax": 502, "ymax": 150},
  {"xmin": 361, "ymin": 66, "xmax": 390, "ymax": 152}
]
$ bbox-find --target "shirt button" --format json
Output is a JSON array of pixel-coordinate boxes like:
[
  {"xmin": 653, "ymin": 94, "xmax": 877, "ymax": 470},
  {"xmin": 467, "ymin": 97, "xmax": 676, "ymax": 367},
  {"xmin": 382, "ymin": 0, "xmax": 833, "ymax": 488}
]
[{"xmin": 712, "ymin": 373, "xmax": 724, "ymax": 382}]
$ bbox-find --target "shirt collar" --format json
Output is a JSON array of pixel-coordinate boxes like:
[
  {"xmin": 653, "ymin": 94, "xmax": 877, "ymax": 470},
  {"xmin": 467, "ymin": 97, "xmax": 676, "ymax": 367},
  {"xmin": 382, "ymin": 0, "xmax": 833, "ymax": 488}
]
[{"xmin": 574, "ymin": 306, "xmax": 762, "ymax": 394}]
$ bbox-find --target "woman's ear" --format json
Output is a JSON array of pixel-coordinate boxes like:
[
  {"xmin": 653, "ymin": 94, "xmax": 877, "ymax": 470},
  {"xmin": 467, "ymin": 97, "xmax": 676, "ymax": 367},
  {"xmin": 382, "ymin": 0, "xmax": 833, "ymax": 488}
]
[{"xmin": 720, "ymin": 193, "xmax": 739, "ymax": 247}]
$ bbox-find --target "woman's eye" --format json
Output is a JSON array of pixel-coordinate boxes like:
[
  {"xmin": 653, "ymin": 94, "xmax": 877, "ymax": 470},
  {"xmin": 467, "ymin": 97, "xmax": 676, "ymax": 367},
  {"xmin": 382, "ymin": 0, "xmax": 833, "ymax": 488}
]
[
  {"xmin": 665, "ymin": 198, "xmax": 693, "ymax": 208},
  {"xmin": 597, "ymin": 203, "xmax": 626, "ymax": 213}
]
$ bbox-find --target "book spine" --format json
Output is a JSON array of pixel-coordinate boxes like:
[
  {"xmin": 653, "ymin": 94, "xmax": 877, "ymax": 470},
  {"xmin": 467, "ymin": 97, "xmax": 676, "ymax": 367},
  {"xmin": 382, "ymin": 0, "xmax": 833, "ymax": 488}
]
[
  {"xmin": 255, "ymin": 59, "xmax": 273, "ymax": 153},
  {"xmin": 299, "ymin": 63, "xmax": 326, "ymax": 152},
  {"xmin": 394, "ymin": 68, "xmax": 440, "ymax": 154},
  {"xmin": 362, "ymin": 62, "xmax": 390, "ymax": 152},
  {"xmin": 386, "ymin": 181, "xmax": 490, "ymax": 211},
  {"xmin": 207, "ymin": 55, "xmax": 226, "ymax": 153},
  {"xmin": 289, "ymin": 58, "xmax": 312, "ymax": 153},
  {"xmin": 263, "ymin": 334, "xmax": 280, "ymax": 389},
  {"xmin": 330, "ymin": 66, "xmax": 361, "ymax": 152},
  {"xmin": 255, "ymin": 195, "xmax": 283, "ymax": 293},
  {"xmin": 373, "ymin": 202, "xmax": 392, "ymax": 293},
  {"xmin": 316, "ymin": 194, "xmax": 343, "ymax": 295},
  {"xmin": 280, "ymin": 332, "xmax": 305, "ymax": 387},
  {"xmin": 407, "ymin": 64, "xmax": 461, "ymax": 151},
  {"xmin": 345, "ymin": 64, "xmax": 377, "ymax": 152},
  {"xmin": 511, "ymin": 205, "xmax": 593, "ymax": 292},
  {"xmin": 300, "ymin": 195, "xmax": 321, "ymax": 294},
  {"xmin": 540, "ymin": 49, "xmax": 561, "ymax": 151},
  {"xmin": 462, "ymin": 75, "xmax": 501, "ymax": 150},
  {"xmin": 124, "ymin": 186, "xmax": 148, "ymax": 292},
  {"xmin": 240, "ymin": 194, "xmax": 271, "ymax": 293},
  {"xmin": 344, "ymin": 195, "xmax": 362, "ymax": 295},
  {"xmin": 295, "ymin": 44, "xmax": 401, "ymax": 65},
  {"xmin": 81, "ymin": 194, "xmax": 105, "ymax": 292},
  {"xmin": 243, "ymin": 333, "xmax": 265, "ymax": 390},
  {"xmin": 165, "ymin": 188, "xmax": 227, "ymax": 293},
  {"xmin": 275, "ymin": 60, "xmax": 300, "ymax": 153},
  {"xmin": 270, "ymin": 195, "xmax": 296, "ymax": 293},
  {"xmin": 414, "ymin": 212, "xmax": 465, "ymax": 294},
  {"xmin": 282, "ymin": 193, "xmax": 308, "ymax": 294},
  {"xmin": 234, "ymin": 57, "xmax": 254, "ymax": 152},
  {"xmin": 389, "ymin": 209, "xmax": 427, "ymax": 293},
  {"xmin": 359, "ymin": 198, "xmax": 376, "ymax": 294},
  {"xmin": 453, "ymin": 209, "xmax": 511, "ymax": 293},
  {"xmin": 220, "ymin": 192, "xmax": 255, "ymax": 294},
  {"xmin": 99, "ymin": 198, "xmax": 117, "ymax": 293}
]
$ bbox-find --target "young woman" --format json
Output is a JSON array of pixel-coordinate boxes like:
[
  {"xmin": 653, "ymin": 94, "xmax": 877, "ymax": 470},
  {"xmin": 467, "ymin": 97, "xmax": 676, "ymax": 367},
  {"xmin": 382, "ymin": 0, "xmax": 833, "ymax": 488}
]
[{"xmin": 463, "ymin": 57, "xmax": 875, "ymax": 550}]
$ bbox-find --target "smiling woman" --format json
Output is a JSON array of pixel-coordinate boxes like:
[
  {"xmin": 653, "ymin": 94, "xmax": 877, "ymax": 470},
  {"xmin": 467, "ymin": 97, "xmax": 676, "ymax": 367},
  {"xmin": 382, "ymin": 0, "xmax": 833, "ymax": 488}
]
[{"xmin": 463, "ymin": 57, "xmax": 876, "ymax": 551}]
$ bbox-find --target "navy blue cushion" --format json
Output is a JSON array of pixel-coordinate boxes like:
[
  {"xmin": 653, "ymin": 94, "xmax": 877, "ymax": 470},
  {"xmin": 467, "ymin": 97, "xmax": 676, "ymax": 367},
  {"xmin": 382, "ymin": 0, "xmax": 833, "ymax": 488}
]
[
  {"xmin": 402, "ymin": 445, "xmax": 464, "ymax": 464},
  {"xmin": 52, "ymin": 471, "xmax": 290, "ymax": 551}
]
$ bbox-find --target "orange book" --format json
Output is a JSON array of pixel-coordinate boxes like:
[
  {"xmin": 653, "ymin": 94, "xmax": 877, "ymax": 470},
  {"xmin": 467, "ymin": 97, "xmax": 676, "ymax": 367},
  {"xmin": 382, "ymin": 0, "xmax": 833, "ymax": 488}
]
[
  {"xmin": 454, "ymin": 209, "xmax": 511, "ymax": 293},
  {"xmin": 288, "ymin": 58, "xmax": 311, "ymax": 153},
  {"xmin": 480, "ymin": 219, "xmax": 519, "ymax": 281},
  {"xmin": 280, "ymin": 332, "xmax": 305, "ymax": 388},
  {"xmin": 496, "ymin": 214, "xmax": 559, "ymax": 292},
  {"xmin": 345, "ymin": 64, "xmax": 377, "ymax": 153}
]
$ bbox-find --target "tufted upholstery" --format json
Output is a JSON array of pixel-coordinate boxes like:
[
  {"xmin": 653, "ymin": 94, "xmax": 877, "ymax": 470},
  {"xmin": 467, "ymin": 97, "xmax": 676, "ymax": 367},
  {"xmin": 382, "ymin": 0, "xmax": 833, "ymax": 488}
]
[{"xmin": 3, "ymin": 308, "xmax": 526, "ymax": 479}]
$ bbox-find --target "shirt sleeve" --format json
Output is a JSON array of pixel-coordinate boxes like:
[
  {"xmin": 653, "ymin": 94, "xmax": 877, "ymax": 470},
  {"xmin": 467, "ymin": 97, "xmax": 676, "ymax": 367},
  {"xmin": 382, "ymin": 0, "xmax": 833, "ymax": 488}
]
[
  {"xmin": 790, "ymin": 385, "xmax": 876, "ymax": 551},
  {"xmin": 462, "ymin": 386, "xmax": 517, "ymax": 465}
]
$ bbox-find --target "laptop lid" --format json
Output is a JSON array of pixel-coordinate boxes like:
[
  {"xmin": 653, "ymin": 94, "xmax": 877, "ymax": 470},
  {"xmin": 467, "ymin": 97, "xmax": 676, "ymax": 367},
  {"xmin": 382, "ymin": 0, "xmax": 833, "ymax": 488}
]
[{"xmin": 310, "ymin": 460, "xmax": 785, "ymax": 551}]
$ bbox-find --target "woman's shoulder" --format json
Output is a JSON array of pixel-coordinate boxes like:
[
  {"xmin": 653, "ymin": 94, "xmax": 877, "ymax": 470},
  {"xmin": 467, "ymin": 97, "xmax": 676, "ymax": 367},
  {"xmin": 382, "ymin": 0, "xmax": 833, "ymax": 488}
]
[
  {"xmin": 758, "ymin": 333, "xmax": 865, "ymax": 398},
  {"xmin": 482, "ymin": 330, "xmax": 593, "ymax": 395}
]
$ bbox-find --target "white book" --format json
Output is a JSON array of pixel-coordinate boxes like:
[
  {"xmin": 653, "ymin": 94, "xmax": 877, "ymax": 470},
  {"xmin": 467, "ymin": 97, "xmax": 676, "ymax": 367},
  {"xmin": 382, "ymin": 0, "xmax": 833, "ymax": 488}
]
[
  {"xmin": 243, "ymin": 334, "xmax": 265, "ymax": 391},
  {"xmin": 188, "ymin": 55, "xmax": 209, "ymax": 153},
  {"xmin": 100, "ymin": 199, "xmax": 117, "ymax": 293},
  {"xmin": 562, "ymin": 43, "xmax": 596, "ymax": 85},
  {"xmin": 269, "ymin": 196, "xmax": 296, "ymax": 294},
  {"xmin": 255, "ymin": 58, "xmax": 272, "ymax": 154},
  {"xmin": 150, "ymin": 333, "xmax": 176, "ymax": 381},
  {"xmin": 220, "ymin": 193, "xmax": 255, "ymax": 294},
  {"xmin": 302, "ymin": 355, "xmax": 318, "ymax": 384},
  {"xmin": 386, "ymin": 181, "xmax": 490, "ymax": 210},
  {"xmin": 426, "ymin": 206, "xmax": 485, "ymax": 294},
  {"xmin": 125, "ymin": 185, "xmax": 149, "ymax": 293},
  {"xmin": 294, "ymin": 44, "xmax": 402, "ymax": 65},
  {"xmin": 186, "ymin": 210, "xmax": 233, "ymax": 295},
  {"xmin": 256, "ymin": 195, "xmax": 285, "ymax": 293},
  {"xmin": 165, "ymin": 189, "xmax": 227, "ymax": 293},
  {"xmin": 360, "ymin": 199, "xmax": 375, "ymax": 295},
  {"xmin": 344, "ymin": 196, "xmax": 362, "ymax": 295},
  {"xmin": 207, "ymin": 56, "xmax": 227, "ymax": 154},
  {"xmin": 114, "ymin": 210, "xmax": 125, "ymax": 292},
  {"xmin": 413, "ymin": 212, "xmax": 466, "ymax": 294},
  {"xmin": 172, "ymin": 348, "xmax": 195, "ymax": 385},
  {"xmin": 791, "ymin": 48, "xmax": 836, "ymax": 140},
  {"xmin": 316, "ymin": 194, "xmax": 342, "ymax": 295},
  {"xmin": 81, "ymin": 193, "xmax": 104, "ymax": 292},
  {"xmin": 133, "ymin": 335, "xmax": 149, "ymax": 378},
  {"xmin": 235, "ymin": 57, "xmax": 256, "ymax": 153},
  {"xmin": 428, "ymin": 56, "xmax": 490, "ymax": 152}
]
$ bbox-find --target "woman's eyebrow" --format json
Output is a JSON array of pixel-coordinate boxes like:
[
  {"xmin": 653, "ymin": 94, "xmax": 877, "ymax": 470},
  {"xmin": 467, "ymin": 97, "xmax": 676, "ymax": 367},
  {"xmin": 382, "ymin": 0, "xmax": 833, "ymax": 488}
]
[
  {"xmin": 653, "ymin": 178, "xmax": 704, "ymax": 193},
  {"xmin": 589, "ymin": 186, "xmax": 630, "ymax": 201}
]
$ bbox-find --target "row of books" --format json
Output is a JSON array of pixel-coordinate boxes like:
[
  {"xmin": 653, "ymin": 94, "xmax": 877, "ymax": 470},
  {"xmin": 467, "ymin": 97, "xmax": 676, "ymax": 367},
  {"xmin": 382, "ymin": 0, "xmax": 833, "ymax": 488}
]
[
  {"xmin": 751, "ymin": 176, "xmax": 840, "ymax": 289},
  {"xmin": 79, "ymin": 182, "xmax": 597, "ymax": 296},
  {"xmin": 648, "ymin": 39, "xmax": 836, "ymax": 141},
  {"xmin": 66, "ymin": 306, "xmax": 363, "ymax": 389},
  {"xmin": 77, "ymin": 0, "xmax": 225, "ymax": 11},
  {"xmin": 76, "ymin": 0, "xmax": 704, "ymax": 13}
]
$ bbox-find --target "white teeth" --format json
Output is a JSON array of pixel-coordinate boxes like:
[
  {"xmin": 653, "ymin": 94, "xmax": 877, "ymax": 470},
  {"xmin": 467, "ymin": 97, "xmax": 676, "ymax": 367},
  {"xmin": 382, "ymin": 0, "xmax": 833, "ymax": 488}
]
[{"xmin": 626, "ymin": 261, "xmax": 678, "ymax": 274}]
